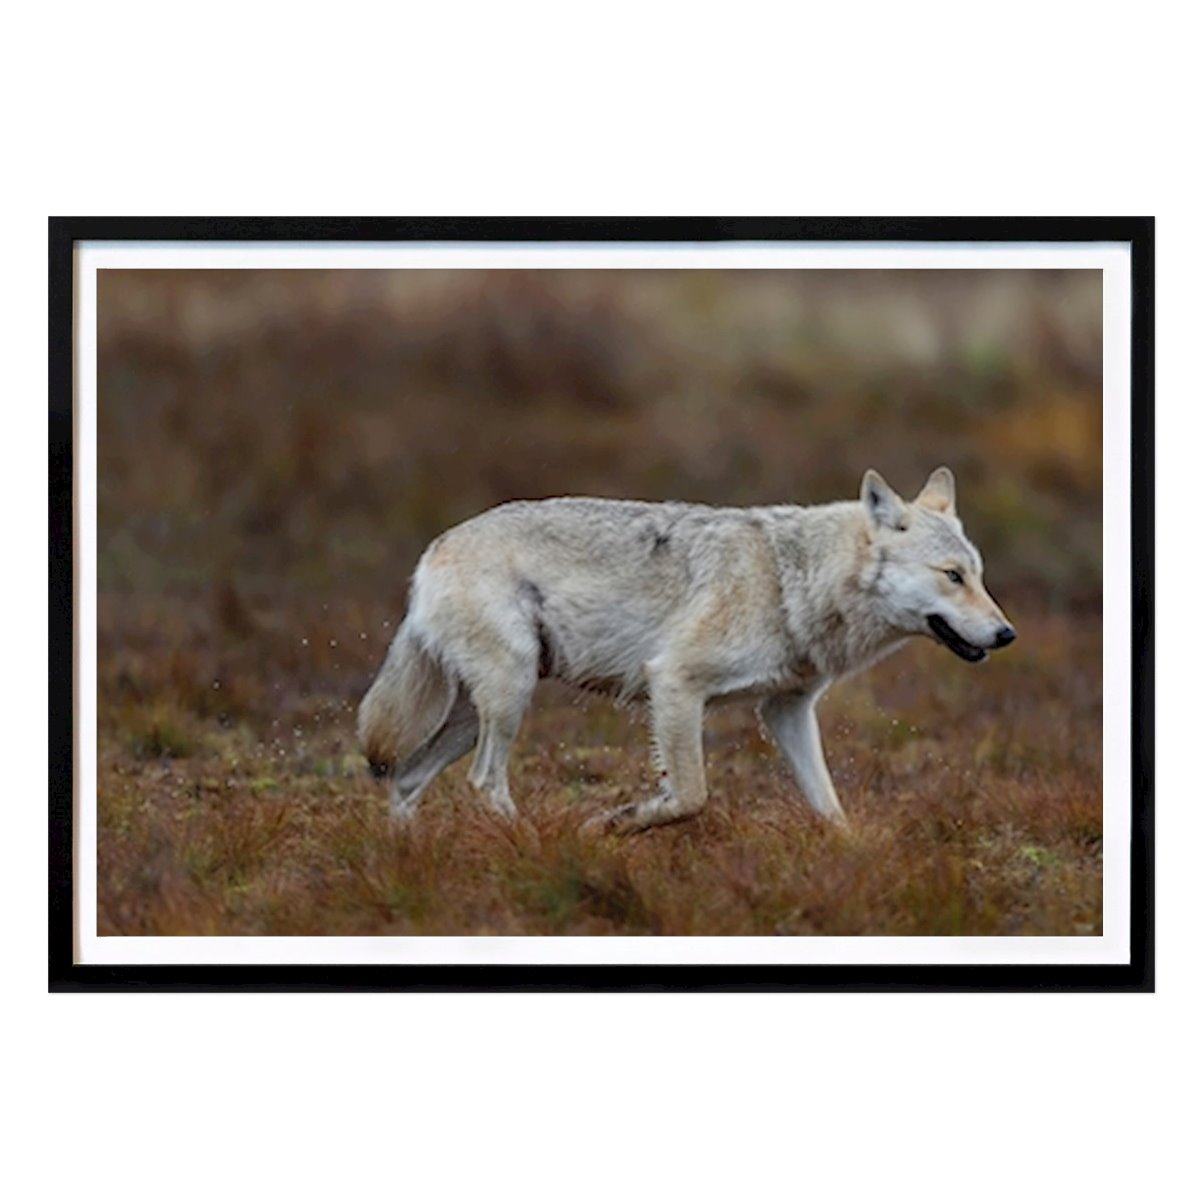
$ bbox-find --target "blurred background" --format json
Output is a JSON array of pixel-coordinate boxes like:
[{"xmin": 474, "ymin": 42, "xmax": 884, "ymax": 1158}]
[{"xmin": 98, "ymin": 269, "xmax": 1102, "ymax": 611}]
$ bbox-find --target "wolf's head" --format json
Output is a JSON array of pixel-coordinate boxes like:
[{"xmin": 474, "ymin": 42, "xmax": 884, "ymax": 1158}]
[{"xmin": 859, "ymin": 467, "xmax": 1016, "ymax": 663}]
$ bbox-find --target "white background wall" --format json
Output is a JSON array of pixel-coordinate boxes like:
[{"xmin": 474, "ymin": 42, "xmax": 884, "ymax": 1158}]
[{"xmin": 4, "ymin": 5, "xmax": 1189, "ymax": 1198}]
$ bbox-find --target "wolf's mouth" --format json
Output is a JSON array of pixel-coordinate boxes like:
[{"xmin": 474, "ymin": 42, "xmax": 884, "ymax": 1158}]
[{"xmin": 927, "ymin": 615, "xmax": 988, "ymax": 663}]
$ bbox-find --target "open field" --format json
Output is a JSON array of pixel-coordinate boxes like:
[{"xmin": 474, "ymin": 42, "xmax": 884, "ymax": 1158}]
[
  {"xmin": 97, "ymin": 595, "xmax": 1102, "ymax": 937},
  {"xmin": 97, "ymin": 268, "xmax": 1103, "ymax": 937}
]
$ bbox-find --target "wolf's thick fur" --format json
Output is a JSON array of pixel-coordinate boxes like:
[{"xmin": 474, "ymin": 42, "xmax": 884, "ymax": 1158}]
[{"xmin": 357, "ymin": 468, "xmax": 1015, "ymax": 831}]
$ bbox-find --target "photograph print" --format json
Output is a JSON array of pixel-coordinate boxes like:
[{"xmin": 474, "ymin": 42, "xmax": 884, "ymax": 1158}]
[{"xmin": 53, "ymin": 219, "xmax": 1152, "ymax": 988}]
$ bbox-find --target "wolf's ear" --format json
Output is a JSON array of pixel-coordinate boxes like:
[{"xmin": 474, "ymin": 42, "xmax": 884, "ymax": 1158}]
[
  {"xmin": 860, "ymin": 469, "xmax": 907, "ymax": 531},
  {"xmin": 914, "ymin": 466, "xmax": 956, "ymax": 515}
]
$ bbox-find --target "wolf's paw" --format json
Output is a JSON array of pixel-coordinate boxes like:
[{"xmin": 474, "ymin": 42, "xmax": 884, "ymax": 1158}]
[
  {"xmin": 389, "ymin": 795, "xmax": 422, "ymax": 823},
  {"xmin": 580, "ymin": 802, "xmax": 643, "ymax": 837},
  {"xmin": 581, "ymin": 791, "xmax": 680, "ymax": 836},
  {"xmin": 817, "ymin": 807, "xmax": 852, "ymax": 836}
]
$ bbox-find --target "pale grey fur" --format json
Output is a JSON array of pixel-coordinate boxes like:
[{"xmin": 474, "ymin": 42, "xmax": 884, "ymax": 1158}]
[{"xmin": 357, "ymin": 468, "xmax": 1015, "ymax": 831}]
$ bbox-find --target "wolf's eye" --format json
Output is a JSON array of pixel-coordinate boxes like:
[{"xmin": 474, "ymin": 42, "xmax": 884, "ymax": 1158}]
[{"xmin": 944, "ymin": 569, "xmax": 964, "ymax": 585}]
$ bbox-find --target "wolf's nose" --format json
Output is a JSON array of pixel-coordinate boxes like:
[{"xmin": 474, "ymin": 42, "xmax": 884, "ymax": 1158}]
[{"xmin": 993, "ymin": 626, "xmax": 1017, "ymax": 648}]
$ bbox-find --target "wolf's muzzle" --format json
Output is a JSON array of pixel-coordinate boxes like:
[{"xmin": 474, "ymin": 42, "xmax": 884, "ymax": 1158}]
[{"xmin": 926, "ymin": 614, "xmax": 988, "ymax": 663}]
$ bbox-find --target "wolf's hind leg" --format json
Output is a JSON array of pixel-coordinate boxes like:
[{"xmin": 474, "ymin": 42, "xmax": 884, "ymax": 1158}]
[
  {"xmin": 468, "ymin": 712, "xmax": 526, "ymax": 819},
  {"xmin": 466, "ymin": 653, "xmax": 538, "ymax": 820},
  {"xmin": 389, "ymin": 690, "xmax": 479, "ymax": 819},
  {"xmin": 760, "ymin": 691, "xmax": 848, "ymax": 827},
  {"xmin": 587, "ymin": 668, "xmax": 707, "ymax": 834}
]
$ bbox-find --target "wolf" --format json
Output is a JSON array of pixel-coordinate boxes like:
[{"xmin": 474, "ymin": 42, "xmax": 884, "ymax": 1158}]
[{"xmin": 357, "ymin": 468, "xmax": 1016, "ymax": 833}]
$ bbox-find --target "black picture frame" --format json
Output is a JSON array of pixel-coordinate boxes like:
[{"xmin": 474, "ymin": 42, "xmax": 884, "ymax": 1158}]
[{"xmin": 50, "ymin": 216, "xmax": 1154, "ymax": 992}]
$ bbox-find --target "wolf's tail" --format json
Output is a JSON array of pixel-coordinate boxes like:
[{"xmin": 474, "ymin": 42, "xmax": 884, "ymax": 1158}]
[{"xmin": 356, "ymin": 622, "xmax": 457, "ymax": 778}]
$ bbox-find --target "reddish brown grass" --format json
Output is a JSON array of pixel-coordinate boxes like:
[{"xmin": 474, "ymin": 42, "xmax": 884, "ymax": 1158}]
[{"xmin": 98, "ymin": 600, "xmax": 1101, "ymax": 936}]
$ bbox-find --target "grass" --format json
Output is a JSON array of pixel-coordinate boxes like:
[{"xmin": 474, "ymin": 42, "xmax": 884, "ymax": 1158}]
[
  {"xmin": 97, "ymin": 599, "xmax": 1102, "ymax": 936},
  {"xmin": 95, "ymin": 267, "xmax": 1104, "ymax": 937}
]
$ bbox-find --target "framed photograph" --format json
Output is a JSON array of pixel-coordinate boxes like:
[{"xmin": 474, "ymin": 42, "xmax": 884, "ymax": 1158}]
[{"xmin": 50, "ymin": 217, "xmax": 1153, "ymax": 991}]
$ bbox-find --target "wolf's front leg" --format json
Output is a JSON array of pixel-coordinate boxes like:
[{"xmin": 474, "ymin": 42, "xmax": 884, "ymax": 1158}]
[
  {"xmin": 760, "ymin": 691, "xmax": 849, "ymax": 827},
  {"xmin": 587, "ymin": 670, "xmax": 708, "ymax": 834}
]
